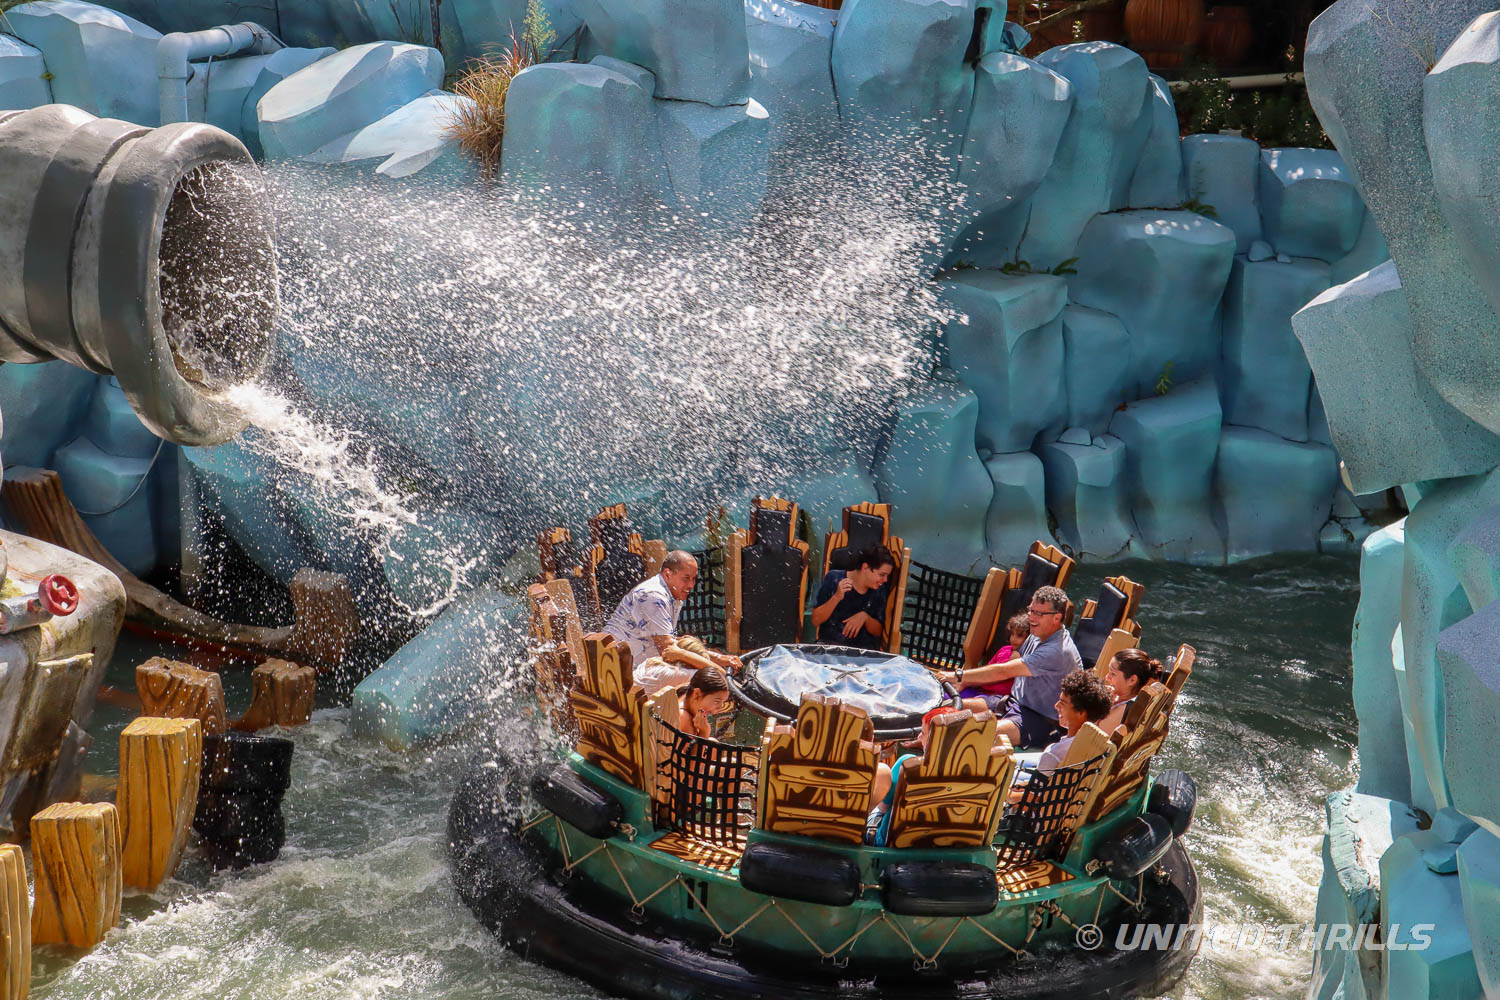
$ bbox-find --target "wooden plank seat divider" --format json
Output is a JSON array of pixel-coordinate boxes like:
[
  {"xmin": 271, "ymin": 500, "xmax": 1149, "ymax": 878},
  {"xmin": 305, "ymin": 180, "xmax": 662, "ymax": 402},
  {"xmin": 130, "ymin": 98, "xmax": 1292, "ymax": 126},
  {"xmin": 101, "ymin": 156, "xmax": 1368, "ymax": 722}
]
[
  {"xmin": 118, "ymin": 716, "xmax": 203, "ymax": 891},
  {"xmin": 756, "ymin": 694, "xmax": 877, "ymax": 845},
  {"xmin": 1075, "ymin": 575, "xmax": 1146, "ymax": 671},
  {"xmin": 1089, "ymin": 628, "xmax": 1142, "ymax": 679},
  {"xmin": 233, "ymin": 659, "xmax": 316, "ymax": 732},
  {"xmin": 30, "ymin": 801, "xmax": 122, "ymax": 949},
  {"xmin": 569, "ymin": 634, "xmax": 652, "ymax": 790},
  {"xmin": 1, "ymin": 842, "xmax": 28, "ymax": 1000},
  {"xmin": 820, "ymin": 502, "xmax": 913, "ymax": 654},
  {"xmin": 725, "ymin": 497, "xmax": 808, "ymax": 655},
  {"xmin": 885, "ymin": 710, "xmax": 1016, "ymax": 850},
  {"xmin": 583, "ymin": 504, "xmax": 660, "ymax": 627},
  {"xmin": 135, "ymin": 657, "xmax": 227, "ymax": 736},
  {"xmin": 992, "ymin": 722, "xmax": 1116, "ymax": 894},
  {"xmin": 1084, "ymin": 644, "xmax": 1195, "ymax": 825}
]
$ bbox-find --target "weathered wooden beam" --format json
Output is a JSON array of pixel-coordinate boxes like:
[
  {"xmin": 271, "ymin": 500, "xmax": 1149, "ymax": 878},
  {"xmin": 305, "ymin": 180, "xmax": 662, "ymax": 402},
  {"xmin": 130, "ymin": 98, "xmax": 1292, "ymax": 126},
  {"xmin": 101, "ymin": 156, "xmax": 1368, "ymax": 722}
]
[
  {"xmin": 118, "ymin": 716, "xmax": 203, "ymax": 891},
  {"xmin": 30, "ymin": 801, "xmax": 122, "ymax": 949},
  {"xmin": 1, "ymin": 842, "xmax": 29, "ymax": 1000},
  {"xmin": 136, "ymin": 657, "xmax": 227, "ymax": 736},
  {"xmin": 233, "ymin": 660, "xmax": 316, "ymax": 731}
]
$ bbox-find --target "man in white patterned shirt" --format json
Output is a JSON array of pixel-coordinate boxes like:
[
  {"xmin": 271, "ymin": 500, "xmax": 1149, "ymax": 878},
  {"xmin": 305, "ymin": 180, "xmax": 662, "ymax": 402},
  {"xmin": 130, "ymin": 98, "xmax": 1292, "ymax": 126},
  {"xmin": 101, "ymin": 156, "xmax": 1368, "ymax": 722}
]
[{"xmin": 604, "ymin": 550, "xmax": 740, "ymax": 690}]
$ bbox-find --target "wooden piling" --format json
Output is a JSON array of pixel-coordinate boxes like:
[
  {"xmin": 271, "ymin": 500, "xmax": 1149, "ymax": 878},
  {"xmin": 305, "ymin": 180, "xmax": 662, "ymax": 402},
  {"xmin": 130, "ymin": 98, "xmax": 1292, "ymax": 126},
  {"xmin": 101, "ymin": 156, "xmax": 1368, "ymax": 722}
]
[
  {"xmin": 30, "ymin": 801, "xmax": 122, "ymax": 949},
  {"xmin": 233, "ymin": 660, "xmax": 315, "ymax": 731},
  {"xmin": 136, "ymin": 657, "xmax": 226, "ymax": 735},
  {"xmin": 118, "ymin": 717, "xmax": 203, "ymax": 890},
  {"xmin": 1, "ymin": 843, "xmax": 29, "ymax": 1000}
]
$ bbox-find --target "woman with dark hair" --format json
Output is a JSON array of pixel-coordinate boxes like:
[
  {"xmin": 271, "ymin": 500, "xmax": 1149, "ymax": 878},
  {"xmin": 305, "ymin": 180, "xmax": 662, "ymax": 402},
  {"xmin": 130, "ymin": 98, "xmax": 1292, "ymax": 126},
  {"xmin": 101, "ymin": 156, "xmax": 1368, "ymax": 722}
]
[
  {"xmin": 678, "ymin": 665, "xmax": 731, "ymax": 738},
  {"xmin": 1101, "ymin": 647, "xmax": 1164, "ymax": 734}
]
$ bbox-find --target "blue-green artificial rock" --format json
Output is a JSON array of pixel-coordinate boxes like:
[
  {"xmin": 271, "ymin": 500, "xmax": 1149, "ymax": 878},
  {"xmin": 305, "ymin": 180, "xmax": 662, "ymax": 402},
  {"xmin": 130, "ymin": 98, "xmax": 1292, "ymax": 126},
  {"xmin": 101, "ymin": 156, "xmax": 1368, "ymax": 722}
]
[
  {"xmin": 0, "ymin": 34, "xmax": 51, "ymax": 110},
  {"xmin": 351, "ymin": 587, "xmax": 522, "ymax": 749},
  {"xmin": 303, "ymin": 90, "xmax": 476, "ymax": 180},
  {"xmin": 1426, "ymin": 12, "xmax": 1500, "ymax": 379},
  {"xmin": 743, "ymin": 0, "xmax": 837, "ymax": 149},
  {"xmin": 982, "ymin": 450, "xmax": 1050, "ymax": 566},
  {"xmin": 1292, "ymin": 261, "xmax": 1500, "ymax": 495},
  {"xmin": 238, "ymin": 47, "xmax": 336, "ymax": 158},
  {"xmin": 1436, "ymin": 597, "xmax": 1500, "ymax": 838},
  {"xmin": 53, "ymin": 436, "xmax": 157, "ymax": 576},
  {"xmin": 1457, "ymin": 828, "xmax": 1500, "ymax": 996},
  {"xmin": 1399, "ymin": 470, "xmax": 1500, "ymax": 815},
  {"xmin": 1059, "ymin": 304, "xmax": 1130, "ymax": 436},
  {"xmin": 183, "ymin": 442, "xmax": 307, "ymax": 584},
  {"xmin": 1449, "ymin": 506, "xmax": 1500, "ymax": 616},
  {"xmin": 500, "ymin": 60, "xmax": 671, "ymax": 206},
  {"xmin": 183, "ymin": 51, "xmax": 281, "ymax": 143},
  {"xmin": 938, "ymin": 269, "xmax": 1066, "ymax": 453},
  {"xmin": 654, "ymin": 97, "xmax": 769, "ymax": 227},
  {"xmin": 1351, "ymin": 521, "xmax": 1414, "ymax": 804},
  {"xmin": 1212, "ymin": 426, "xmax": 1336, "ymax": 561},
  {"xmin": 1306, "ymin": 0, "xmax": 1500, "ymax": 436},
  {"xmin": 1019, "ymin": 42, "xmax": 1149, "ymax": 266},
  {"xmin": 1126, "ymin": 74, "xmax": 1182, "ymax": 208},
  {"xmin": 1038, "ymin": 434, "xmax": 1134, "ymax": 560},
  {"xmin": 5, "ymin": 0, "xmax": 161, "ymax": 126},
  {"xmin": 449, "ymin": 0, "xmax": 584, "ymax": 66},
  {"xmin": 1068, "ymin": 210, "xmax": 1236, "ymax": 397},
  {"xmin": 873, "ymin": 375, "xmax": 992, "ymax": 573},
  {"xmin": 0, "ymin": 362, "xmax": 98, "ymax": 470},
  {"xmin": 955, "ymin": 51, "xmax": 1071, "ymax": 247},
  {"xmin": 575, "ymin": 0, "xmax": 748, "ymax": 106},
  {"xmin": 1180, "ymin": 134, "xmax": 1261, "ymax": 253},
  {"xmin": 1107, "ymin": 378, "xmax": 1223, "ymax": 563},
  {"xmin": 83, "ymin": 379, "xmax": 158, "ymax": 459},
  {"xmin": 1219, "ymin": 256, "xmax": 1330, "ymax": 441},
  {"xmin": 257, "ymin": 41, "xmax": 444, "ymax": 161},
  {"xmin": 1380, "ymin": 831, "xmax": 1483, "ymax": 1000},
  {"xmin": 1329, "ymin": 209, "xmax": 1391, "ymax": 285},
  {"xmin": 1257, "ymin": 148, "xmax": 1364, "ymax": 262},
  {"xmin": 1311, "ymin": 790, "xmax": 1422, "ymax": 1000}
]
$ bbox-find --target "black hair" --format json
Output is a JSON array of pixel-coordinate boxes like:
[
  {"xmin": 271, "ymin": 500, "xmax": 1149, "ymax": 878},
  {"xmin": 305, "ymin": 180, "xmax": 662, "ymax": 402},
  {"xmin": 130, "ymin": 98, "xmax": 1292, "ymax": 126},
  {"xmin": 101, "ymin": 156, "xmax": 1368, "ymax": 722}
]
[
  {"xmin": 856, "ymin": 545, "xmax": 896, "ymax": 572},
  {"xmin": 1060, "ymin": 669, "xmax": 1113, "ymax": 722}
]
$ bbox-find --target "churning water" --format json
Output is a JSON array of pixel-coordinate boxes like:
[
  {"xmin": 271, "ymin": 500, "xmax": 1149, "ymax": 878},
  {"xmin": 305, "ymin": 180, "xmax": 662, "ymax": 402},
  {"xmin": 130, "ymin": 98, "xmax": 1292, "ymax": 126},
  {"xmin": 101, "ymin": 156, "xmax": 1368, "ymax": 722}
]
[
  {"xmin": 31, "ymin": 556, "xmax": 1358, "ymax": 1000},
  {"xmin": 104, "ymin": 153, "xmax": 1363, "ymax": 1000}
]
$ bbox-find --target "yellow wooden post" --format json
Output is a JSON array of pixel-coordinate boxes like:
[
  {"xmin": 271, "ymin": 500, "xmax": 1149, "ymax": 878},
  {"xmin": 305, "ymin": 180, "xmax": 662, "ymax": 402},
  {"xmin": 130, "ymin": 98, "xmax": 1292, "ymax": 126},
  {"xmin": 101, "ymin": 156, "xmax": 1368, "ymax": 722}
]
[
  {"xmin": 1, "ymin": 843, "xmax": 29, "ymax": 1000},
  {"xmin": 30, "ymin": 802, "xmax": 122, "ymax": 949},
  {"xmin": 117, "ymin": 717, "xmax": 203, "ymax": 891},
  {"xmin": 135, "ymin": 657, "xmax": 226, "ymax": 735},
  {"xmin": 233, "ymin": 659, "xmax": 316, "ymax": 731}
]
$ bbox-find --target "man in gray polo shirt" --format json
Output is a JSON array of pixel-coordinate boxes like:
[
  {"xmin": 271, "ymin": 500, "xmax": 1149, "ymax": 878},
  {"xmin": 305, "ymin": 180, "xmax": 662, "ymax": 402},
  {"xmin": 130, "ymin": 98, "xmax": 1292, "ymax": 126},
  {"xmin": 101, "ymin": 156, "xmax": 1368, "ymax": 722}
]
[{"xmin": 939, "ymin": 584, "xmax": 1082, "ymax": 749}]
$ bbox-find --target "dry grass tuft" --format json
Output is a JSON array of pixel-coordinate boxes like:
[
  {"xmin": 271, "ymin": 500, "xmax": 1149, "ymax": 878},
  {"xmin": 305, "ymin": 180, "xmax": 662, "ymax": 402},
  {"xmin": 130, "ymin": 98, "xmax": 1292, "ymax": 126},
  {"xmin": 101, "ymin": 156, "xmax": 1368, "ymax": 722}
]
[{"xmin": 446, "ymin": 39, "xmax": 536, "ymax": 182}]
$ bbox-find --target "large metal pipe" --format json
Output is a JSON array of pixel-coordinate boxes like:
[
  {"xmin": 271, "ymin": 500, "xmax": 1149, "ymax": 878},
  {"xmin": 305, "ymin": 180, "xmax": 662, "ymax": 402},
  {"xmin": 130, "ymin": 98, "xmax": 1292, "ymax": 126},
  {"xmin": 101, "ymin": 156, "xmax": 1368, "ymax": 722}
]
[{"xmin": 0, "ymin": 104, "xmax": 278, "ymax": 446}]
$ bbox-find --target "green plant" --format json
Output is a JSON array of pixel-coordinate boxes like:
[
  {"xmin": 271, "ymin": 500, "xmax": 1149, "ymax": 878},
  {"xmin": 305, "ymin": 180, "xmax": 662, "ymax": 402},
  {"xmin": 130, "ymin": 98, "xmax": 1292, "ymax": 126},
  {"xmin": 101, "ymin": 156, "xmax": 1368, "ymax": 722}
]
[
  {"xmin": 1178, "ymin": 198, "xmax": 1218, "ymax": 219},
  {"xmin": 1154, "ymin": 361, "xmax": 1175, "ymax": 397},
  {"xmin": 999, "ymin": 256, "xmax": 1077, "ymax": 276},
  {"xmin": 522, "ymin": 0, "xmax": 556, "ymax": 58},
  {"xmin": 1173, "ymin": 51, "xmax": 1330, "ymax": 148}
]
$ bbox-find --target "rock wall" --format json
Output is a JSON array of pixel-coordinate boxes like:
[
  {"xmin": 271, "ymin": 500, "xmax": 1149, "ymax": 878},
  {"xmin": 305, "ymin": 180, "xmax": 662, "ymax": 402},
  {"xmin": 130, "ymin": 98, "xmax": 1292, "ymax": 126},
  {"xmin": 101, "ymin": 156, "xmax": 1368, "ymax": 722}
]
[
  {"xmin": 1, "ymin": 0, "xmax": 1393, "ymax": 600},
  {"xmin": 1293, "ymin": 4, "xmax": 1500, "ymax": 999}
]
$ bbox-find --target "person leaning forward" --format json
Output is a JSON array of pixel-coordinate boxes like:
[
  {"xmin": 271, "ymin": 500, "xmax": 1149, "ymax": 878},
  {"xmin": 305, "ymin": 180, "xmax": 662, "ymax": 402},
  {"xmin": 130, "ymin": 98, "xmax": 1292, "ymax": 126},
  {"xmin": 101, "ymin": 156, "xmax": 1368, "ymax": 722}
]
[
  {"xmin": 603, "ymin": 549, "xmax": 741, "ymax": 690},
  {"xmin": 939, "ymin": 584, "xmax": 1083, "ymax": 750}
]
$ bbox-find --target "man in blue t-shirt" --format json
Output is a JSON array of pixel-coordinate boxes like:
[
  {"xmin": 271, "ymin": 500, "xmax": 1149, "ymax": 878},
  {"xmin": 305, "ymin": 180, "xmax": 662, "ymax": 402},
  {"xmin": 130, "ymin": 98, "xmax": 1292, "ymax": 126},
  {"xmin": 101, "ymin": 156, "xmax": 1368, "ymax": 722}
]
[
  {"xmin": 938, "ymin": 584, "xmax": 1083, "ymax": 749},
  {"xmin": 810, "ymin": 545, "xmax": 896, "ymax": 650}
]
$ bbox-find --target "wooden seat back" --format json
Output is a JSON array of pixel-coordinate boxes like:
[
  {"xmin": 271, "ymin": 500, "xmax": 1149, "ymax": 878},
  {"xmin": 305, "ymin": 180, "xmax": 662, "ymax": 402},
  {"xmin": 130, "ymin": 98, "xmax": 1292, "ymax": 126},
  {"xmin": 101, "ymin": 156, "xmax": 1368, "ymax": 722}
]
[
  {"xmin": 1090, "ymin": 628, "xmax": 1142, "ymax": 679},
  {"xmin": 885, "ymin": 710, "xmax": 1017, "ymax": 849},
  {"xmin": 821, "ymin": 502, "xmax": 912, "ymax": 654},
  {"xmin": 538, "ymin": 525, "xmax": 602, "ymax": 628},
  {"xmin": 726, "ymin": 497, "xmax": 809, "ymax": 654},
  {"xmin": 1074, "ymin": 575, "xmax": 1145, "ymax": 670},
  {"xmin": 583, "ymin": 504, "xmax": 658, "ymax": 625},
  {"xmin": 755, "ymin": 694, "xmax": 877, "ymax": 845},
  {"xmin": 569, "ymin": 633, "xmax": 656, "ymax": 790},
  {"xmin": 1084, "ymin": 644, "xmax": 1195, "ymax": 824},
  {"xmin": 991, "ymin": 541, "xmax": 1075, "ymax": 656},
  {"xmin": 528, "ymin": 579, "xmax": 587, "ymax": 735}
]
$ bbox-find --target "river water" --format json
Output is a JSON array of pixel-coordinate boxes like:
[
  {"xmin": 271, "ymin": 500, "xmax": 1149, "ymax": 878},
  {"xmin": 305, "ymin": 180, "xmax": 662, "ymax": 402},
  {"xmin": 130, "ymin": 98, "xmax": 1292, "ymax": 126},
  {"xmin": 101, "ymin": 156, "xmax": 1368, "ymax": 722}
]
[{"xmin": 27, "ymin": 552, "xmax": 1359, "ymax": 1000}]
